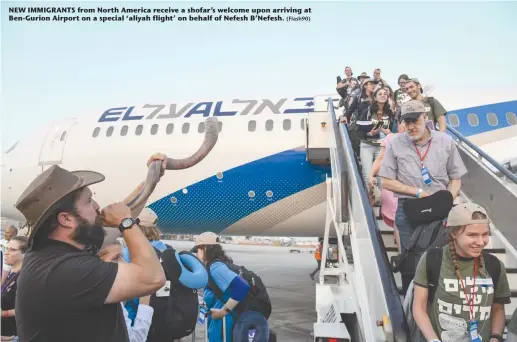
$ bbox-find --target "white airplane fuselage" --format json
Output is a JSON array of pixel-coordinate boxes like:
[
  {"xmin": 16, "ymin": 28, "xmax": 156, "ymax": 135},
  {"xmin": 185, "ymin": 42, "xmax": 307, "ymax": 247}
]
[{"xmin": 1, "ymin": 94, "xmax": 516, "ymax": 237}]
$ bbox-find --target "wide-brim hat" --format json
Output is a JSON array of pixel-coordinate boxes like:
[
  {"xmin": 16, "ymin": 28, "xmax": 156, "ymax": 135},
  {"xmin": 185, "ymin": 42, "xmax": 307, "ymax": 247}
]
[{"xmin": 15, "ymin": 165, "xmax": 105, "ymax": 245}]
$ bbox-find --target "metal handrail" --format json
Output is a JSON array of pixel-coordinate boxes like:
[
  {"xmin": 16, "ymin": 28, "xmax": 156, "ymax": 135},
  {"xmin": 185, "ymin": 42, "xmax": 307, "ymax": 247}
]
[
  {"xmin": 446, "ymin": 125, "xmax": 517, "ymax": 185},
  {"xmin": 327, "ymin": 101, "xmax": 349, "ymax": 222},
  {"xmin": 329, "ymin": 100, "xmax": 410, "ymax": 341}
]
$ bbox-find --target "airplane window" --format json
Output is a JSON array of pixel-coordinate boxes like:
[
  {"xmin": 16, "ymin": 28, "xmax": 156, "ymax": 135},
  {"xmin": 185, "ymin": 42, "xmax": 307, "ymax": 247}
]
[
  {"xmin": 106, "ymin": 126, "xmax": 114, "ymax": 137},
  {"xmin": 150, "ymin": 124, "xmax": 159, "ymax": 135},
  {"xmin": 467, "ymin": 113, "xmax": 479, "ymax": 127},
  {"xmin": 198, "ymin": 122, "xmax": 205, "ymax": 133},
  {"xmin": 93, "ymin": 127, "xmax": 100, "ymax": 138},
  {"xmin": 283, "ymin": 119, "xmax": 291, "ymax": 131},
  {"xmin": 300, "ymin": 119, "xmax": 305, "ymax": 130},
  {"xmin": 135, "ymin": 125, "xmax": 143, "ymax": 136},
  {"xmin": 486, "ymin": 113, "xmax": 498, "ymax": 127},
  {"xmin": 182, "ymin": 123, "xmax": 190, "ymax": 134},
  {"xmin": 166, "ymin": 123, "xmax": 174, "ymax": 134},
  {"xmin": 448, "ymin": 113, "xmax": 460, "ymax": 127},
  {"xmin": 265, "ymin": 119, "xmax": 274, "ymax": 131},
  {"xmin": 248, "ymin": 120, "xmax": 256, "ymax": 132},
  {"xmin": 60, "ymin": 132, "xmax": 67, "ymax": 141},
  {"xmin": 218, "ymin": 122, "xmax": 223, "ymax": 132},
  {"xmin": 507, "ymin": 112, "xmax": 517, "ymax": 125},
  {"xmin": 121, "ymin": 125, "xmax": 128, "ymax": 136}
]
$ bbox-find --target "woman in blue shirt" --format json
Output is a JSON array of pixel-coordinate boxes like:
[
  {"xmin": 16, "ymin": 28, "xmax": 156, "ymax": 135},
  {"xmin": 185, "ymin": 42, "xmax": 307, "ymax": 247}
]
[{"xmin": 191, "ymin": 232, "xmax": 269, "ymax": 342}]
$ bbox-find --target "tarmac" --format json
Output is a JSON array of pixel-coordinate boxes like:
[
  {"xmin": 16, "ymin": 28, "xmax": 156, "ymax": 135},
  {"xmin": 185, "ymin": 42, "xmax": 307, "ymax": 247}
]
[{"xmin": 163, "ymin": 240, "xmax": 318, "ymax": 342}]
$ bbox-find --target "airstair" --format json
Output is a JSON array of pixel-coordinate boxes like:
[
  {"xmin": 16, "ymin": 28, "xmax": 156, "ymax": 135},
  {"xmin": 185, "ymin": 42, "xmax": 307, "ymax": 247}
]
[{"xmin": 305, "ymin": 96, "xmax": 517, "ymax": 341}]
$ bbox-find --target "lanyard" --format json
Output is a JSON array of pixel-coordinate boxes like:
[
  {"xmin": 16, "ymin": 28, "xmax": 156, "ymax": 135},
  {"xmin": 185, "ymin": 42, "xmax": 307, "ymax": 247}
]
[
  {"xmin": 1, "ymin": 271, "xmax": 18, "ymax": 292},
  {"xmin": 458, "ymin": 258, "xmax": 478, "ymax": 321},
  {"xmin": 413, "ymin": 139, "xmax": 432, "ymax": 168}
]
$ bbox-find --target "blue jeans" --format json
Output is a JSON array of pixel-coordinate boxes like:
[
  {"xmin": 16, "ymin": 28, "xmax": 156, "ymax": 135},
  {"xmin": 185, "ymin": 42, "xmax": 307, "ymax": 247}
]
[
  {"xmin": 395, "ymin": 199, "xmax": 416, "ymax": 253},
  {"xmin": 232, "ymin": 311, "xmax": 269, "ymax": 342},
  {"xmin": 359, "ymin": 142, "xmax": 380, "ymax": 188}
]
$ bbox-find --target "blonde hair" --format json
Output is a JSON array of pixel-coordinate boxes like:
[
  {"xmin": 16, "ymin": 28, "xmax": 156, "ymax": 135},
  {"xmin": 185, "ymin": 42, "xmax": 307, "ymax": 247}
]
[
  {"xmin": 448, "ymin": 211, "xmax": 490, "ymax": 278},
  {"xmin": 140, "ymin": 225, "xmax": 161, "ymax": 241}
]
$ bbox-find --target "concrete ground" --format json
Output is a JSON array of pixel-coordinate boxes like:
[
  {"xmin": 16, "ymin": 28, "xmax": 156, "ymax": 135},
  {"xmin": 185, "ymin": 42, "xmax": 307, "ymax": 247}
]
[{"xmin": 163, "ymin": 240, "xmax": 318, "ymax": 342}]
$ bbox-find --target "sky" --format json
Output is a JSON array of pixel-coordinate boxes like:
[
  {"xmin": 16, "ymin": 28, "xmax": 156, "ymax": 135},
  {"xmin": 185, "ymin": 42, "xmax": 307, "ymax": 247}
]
[{"xmin": 1, "ymin": 0, "xmax": 517, "ymax": 149}]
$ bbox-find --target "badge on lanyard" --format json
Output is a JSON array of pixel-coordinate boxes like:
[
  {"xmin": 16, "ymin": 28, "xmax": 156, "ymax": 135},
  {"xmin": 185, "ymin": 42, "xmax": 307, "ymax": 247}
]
[
  {"xmin": 421, "ymin": 166, "xmax": 432, "ymax": 186},
  {"xmin": 414, "ymin": 140, "xmax": 433, "ymax": 187},
  {"xmin": 468, "ymin": 319, "xmax": 481, "ymax": 342},
  {"xmin": 197, "ymin": 306, "xmax": 207, "ymax": 326}
]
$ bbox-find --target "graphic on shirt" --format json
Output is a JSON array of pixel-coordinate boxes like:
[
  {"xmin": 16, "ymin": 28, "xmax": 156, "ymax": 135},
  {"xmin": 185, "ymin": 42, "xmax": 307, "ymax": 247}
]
[
  {"xmin": 396, "ymin": 91, "xmax": 410, "ymax": 107},
  {"xmin": 436, "ymin": 275, "xmax": 493, "ymax": 342}
]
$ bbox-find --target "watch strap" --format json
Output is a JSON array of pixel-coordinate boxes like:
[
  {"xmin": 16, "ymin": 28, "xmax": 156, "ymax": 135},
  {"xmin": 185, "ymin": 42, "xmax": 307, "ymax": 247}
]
[
  {"xmin": 119, "ymin": 217, "xmax": 140, "ymax": 233},
  {"xmin": 489, "ymin": 334, "xmax": 503, "ymax": 342}
]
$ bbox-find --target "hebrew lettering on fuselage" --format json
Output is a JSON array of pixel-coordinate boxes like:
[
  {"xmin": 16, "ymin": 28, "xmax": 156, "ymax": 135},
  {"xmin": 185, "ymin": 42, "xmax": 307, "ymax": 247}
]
[{"xmin": 97, "ymin": 97, "xmax": 315, "ymax": 122}]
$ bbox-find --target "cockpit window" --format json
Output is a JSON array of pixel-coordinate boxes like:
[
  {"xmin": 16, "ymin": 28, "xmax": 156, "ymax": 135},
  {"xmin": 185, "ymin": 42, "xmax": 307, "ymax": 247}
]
[{"xmin": 5, "ymin": 141, "xmax": 18, "ymax": 154}]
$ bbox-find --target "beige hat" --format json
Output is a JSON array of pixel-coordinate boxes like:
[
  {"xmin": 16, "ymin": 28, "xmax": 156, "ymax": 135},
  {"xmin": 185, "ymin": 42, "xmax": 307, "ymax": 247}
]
[
  {"xmin": 400, "ymin": 100, "xmax": 426, "ymax": 120},
  {"xmin": 138, "ymin": 208, "xmax": 158, "ymax": 227},
  {"xmin": 446, "ymin": 202, "xmax": 490, "ymax": 227},
  {"xmin": 189, "ymin": 232, "xmax": 219, "ymax": 252},
  {"xmin": 194, "ymin": 232, "xmax": 219, "ymax": 246}
]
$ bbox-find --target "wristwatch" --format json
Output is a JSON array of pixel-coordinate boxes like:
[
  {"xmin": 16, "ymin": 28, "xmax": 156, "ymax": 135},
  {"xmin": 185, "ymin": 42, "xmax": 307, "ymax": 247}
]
[{"xmin": 118, "ymin": 217, "xmax": 139, "ymax": 233}]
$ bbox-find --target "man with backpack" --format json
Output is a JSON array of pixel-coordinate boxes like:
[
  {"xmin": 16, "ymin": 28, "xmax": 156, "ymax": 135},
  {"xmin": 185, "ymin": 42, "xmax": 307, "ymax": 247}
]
[
  {"xmin": 191, "ymin": 232, "xmax": 272, "ymax": 342},
  {"xmin": 404, "ymin": 78, "xmax": 448, "ymax": 132}
]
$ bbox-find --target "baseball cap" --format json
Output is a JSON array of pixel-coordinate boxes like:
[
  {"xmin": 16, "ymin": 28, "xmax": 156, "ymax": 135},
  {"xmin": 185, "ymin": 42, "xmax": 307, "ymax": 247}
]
[
  {"xmin": 406, "ymin": 78, "xmax": 420, "ymax": 85},
  {"xmin": 190, "ymin": 232, "xmax": 219, "ymax": 252},
  {"xmin": 137, "ymin": 208, "xmax": 158, "ymax": 227},
  {"xmin": 446, "ymin": 202, "xmax": 490, "ymax": 227},
  {"xmin": 400, "ymin": 100, "xmax": 426, "ymax": 120}
]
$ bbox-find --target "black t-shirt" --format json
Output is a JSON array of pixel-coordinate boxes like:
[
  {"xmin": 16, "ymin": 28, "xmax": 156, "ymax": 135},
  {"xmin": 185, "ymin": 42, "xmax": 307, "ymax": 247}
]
[
  {"xmin": 1, "ymin": 271, "xmax": 19, "ymax": 336},
  {"xmin": 15, "ymin": 239, "xmax": 129, "ymax": 342}
]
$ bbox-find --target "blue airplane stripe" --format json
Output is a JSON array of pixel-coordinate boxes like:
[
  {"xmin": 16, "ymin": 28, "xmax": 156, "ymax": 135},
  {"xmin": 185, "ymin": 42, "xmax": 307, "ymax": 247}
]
[
  {"xmin": 284, "ymin": 108, "xmax": 315, "ymax": 114},
  {"xmin": 148, "ymin": 149, "xmax": 329, "ymax": 234},
  {"xmin": 446, "ymin": 100, "xmax": 517, "ymax": 137},
  {"xmin": 294, "ymin": 97, "xmax": 314, "ymax": 101}
]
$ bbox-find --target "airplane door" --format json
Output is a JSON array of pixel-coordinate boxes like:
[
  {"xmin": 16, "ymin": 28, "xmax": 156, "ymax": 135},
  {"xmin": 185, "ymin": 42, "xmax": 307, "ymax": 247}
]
[{"xmin": 38, "ymin": 118, "xmax": 76, "ymax": 169}]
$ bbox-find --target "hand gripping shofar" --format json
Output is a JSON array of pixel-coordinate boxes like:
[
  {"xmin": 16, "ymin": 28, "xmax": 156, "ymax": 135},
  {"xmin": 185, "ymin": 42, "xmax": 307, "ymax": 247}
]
[{"xmin": 126, "ymin": 117, "xmax": 219, "ymax": 211}]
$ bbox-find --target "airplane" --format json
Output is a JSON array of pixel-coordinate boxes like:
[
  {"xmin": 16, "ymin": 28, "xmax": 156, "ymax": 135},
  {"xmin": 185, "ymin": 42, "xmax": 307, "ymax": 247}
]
[{"xmin": 1, "ymin": 87, "xmax": 516, "ymax": 237}]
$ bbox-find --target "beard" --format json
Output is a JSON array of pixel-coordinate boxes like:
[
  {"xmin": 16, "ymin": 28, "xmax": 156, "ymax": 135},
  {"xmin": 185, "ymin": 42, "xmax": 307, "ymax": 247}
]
[
  {"xmin": 71, "ymin": 213, "xmax": 106, "ymax": 254},
  {"xmin": 407, "ymin": 125, "xmax": 425, "ymax": 141}
]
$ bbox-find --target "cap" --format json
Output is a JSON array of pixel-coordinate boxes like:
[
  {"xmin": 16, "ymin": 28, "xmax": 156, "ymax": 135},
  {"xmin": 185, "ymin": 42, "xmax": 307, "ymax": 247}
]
[
  {"xmin": 406, "ymin": 78, "xmax": 420, "ymax": 85},
  {"xmin": 446, "ymin": 202, "xmax": 490, "ymax": 227},
  {"xmin": 137, "ymin": 208, "xmax": 158, "ymax": 227},
  {"xmin": 400, "ymin": 100, "xmax": 426, "ymax": 120},
  {"xmin": 190, "ymin": 232, "xmax": 219, "ymax": 252}
]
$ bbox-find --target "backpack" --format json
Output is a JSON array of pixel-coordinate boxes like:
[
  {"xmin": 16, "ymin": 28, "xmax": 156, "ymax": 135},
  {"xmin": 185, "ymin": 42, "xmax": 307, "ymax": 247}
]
[
  {"xmin": 207, "ymin": 259, "xmax": 272, "ymax": 320},
  {"xmin": 391, "ymin": 219, "xmax": 449, "ymax": 295},
  {"xmin": 146, "ymin": 245, "xmax": 200, "ymax": 342},
  {"xmin": 403, "ymin": 246, "xmax": 502, "ymax": 341}
]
